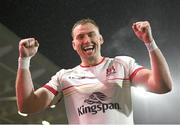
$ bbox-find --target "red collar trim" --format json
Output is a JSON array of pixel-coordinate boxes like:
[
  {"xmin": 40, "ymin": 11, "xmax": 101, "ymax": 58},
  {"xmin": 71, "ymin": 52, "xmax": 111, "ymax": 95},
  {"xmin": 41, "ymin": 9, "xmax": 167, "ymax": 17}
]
[{"xmin": 80, "ymin": 57, "xmax": 105, "ymax": 68}]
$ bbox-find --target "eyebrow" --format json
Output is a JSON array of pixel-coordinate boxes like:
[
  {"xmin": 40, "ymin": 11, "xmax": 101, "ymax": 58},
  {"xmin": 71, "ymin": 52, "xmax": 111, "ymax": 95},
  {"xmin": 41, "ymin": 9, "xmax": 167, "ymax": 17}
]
[
  {"xmin": 77, "ymin": 31, "xmax": 96, "ymax": 36},
  {"xmin": 88, "ymin": 31, "xmax": 96, "ymax": 34}
]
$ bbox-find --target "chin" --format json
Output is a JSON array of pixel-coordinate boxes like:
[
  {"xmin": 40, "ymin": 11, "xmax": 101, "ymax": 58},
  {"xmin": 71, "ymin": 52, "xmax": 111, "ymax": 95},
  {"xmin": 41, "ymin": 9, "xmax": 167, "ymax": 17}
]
[{"xmin": 81, "ymin": 55, "xmax": 95, "ymax": 60}]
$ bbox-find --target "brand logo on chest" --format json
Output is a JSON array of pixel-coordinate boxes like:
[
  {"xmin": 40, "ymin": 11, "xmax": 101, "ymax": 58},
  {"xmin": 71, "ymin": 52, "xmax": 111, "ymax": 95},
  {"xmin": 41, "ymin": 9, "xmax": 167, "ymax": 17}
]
[
  {"xmin": 77, "ymin": 92, "xmax": 121, "ymax": 116},
  {"xmin": 106, "ymin": 65, "xmax": 116, "ymax": 77}
]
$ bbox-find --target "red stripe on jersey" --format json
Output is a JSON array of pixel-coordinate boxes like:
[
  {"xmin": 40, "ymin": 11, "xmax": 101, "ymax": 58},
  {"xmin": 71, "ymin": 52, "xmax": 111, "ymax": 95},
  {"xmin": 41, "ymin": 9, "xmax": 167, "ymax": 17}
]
[
  {"xmin": 129, "ymin": 67, "xmax": 145, "ymax": 81},
  {"xmin": 62, "ymin": 83, "xmax": 96, "ymax": 91},
  {"xmin": 43, "ymin": 85, "xmax": 58, "ymax": 95},
  {"xmin": 62, "ymin": 85, "xmax": 74, "ymax": 91}
]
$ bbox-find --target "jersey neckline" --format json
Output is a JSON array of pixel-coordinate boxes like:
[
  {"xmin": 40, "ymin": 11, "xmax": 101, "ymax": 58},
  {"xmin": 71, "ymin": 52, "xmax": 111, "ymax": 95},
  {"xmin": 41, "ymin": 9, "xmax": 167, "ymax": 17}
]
[{"xmin": 80, "ymin": 57, "xmax": 106, "ymax": 68}]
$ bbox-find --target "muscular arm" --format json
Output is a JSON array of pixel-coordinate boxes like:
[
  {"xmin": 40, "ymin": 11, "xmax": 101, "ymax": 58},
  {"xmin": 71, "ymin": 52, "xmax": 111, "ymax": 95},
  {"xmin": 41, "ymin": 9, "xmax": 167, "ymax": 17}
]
[
  {"xmin": 131, "ymin": 21, "xmax": 173, "ymax": 94},
  {"xmin": 132, "ymin": 48, "xmax": 172, "ymax": 93},
  {"xmin": 16, "ymin": 38, "xmax": 54, "ymax": 113},
  {"xmin": 16, "ymin": 69, "xmax": 54, "ymax": 113}
]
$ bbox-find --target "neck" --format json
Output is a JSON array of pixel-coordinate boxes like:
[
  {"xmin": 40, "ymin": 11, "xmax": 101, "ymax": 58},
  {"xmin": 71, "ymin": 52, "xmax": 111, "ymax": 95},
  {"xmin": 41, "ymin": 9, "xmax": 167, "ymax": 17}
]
[{"xmin": 80, "ymin": 56, "xmax": 104, "ymax": 67}]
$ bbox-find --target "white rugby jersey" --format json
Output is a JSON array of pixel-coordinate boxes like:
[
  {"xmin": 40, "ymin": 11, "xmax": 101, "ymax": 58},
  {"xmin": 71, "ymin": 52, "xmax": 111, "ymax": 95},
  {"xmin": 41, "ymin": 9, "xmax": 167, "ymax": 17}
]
[{"xmin": 43, "ymin": 56, "xmax": 144, "ymax": 124}]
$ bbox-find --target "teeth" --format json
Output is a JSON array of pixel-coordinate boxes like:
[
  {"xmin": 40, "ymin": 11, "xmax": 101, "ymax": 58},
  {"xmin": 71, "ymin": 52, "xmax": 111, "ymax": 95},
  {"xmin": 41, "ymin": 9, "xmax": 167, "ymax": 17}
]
[{"xmin": 83, "ymin": 45, "xmax": 94, "ymax": 51}]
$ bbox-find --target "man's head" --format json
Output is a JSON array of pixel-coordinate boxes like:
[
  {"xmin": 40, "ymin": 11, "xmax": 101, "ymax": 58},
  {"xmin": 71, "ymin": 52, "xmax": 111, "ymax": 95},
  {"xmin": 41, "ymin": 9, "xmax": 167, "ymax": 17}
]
[
  {"xmin": 71, "ymin": 18, "xmax": 104, "ymax": 65},
  {"xmin": 71, "ymin": 18, "xmax": 99, "ymax": 38}
]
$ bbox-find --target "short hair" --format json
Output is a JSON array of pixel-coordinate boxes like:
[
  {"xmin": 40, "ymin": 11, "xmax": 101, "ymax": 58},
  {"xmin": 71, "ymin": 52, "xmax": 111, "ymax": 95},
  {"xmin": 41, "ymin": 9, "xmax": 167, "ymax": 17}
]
[{"xmin": 71, "ymin": 18, "xmax": 99, "ymax": 37}]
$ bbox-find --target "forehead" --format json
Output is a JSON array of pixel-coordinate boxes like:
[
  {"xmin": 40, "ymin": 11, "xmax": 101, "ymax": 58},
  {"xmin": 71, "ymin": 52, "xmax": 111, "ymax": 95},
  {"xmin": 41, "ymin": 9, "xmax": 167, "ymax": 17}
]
[{"xmin": 73, "ymin": 23, "xmax": 99, "ymax": 36}]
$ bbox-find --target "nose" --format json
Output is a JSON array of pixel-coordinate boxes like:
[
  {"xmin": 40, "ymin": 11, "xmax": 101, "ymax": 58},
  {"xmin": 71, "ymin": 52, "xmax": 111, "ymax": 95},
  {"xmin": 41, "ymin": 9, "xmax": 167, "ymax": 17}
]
[{"xmin": 82, "ymin": 35, "xmax": 91, "ymax": 44}]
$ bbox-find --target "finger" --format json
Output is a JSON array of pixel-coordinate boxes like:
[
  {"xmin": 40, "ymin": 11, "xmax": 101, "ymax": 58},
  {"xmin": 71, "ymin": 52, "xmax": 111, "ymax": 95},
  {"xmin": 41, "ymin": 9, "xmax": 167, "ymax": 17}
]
[
  {"xmin": 133, "ymin": 23, "xmax": 141, "ymax": 32},
  {"xmin": 24, "ymin": 40, "xmax": 32, "ymax": 48},
  {"xmin": 19, "ymin": 39, "xmax": 28, "ymax": 48},
  {"xmin": 141, "ymin": 23, "xmax": 150, "ymax": 33},
  {"xmin": 138, "ymin": 25, "xmax": 145, "ymax": 32},
  {"xmin": 27, "ymin": 38, "xmax": 36, "ymax": 47},
  {"xmin": 133, "ymin": 22, "xmax": 148, "ymax": 32},
  {"xmin": 138, "ymin": 24, "xmax": 145, "ymax": 32},
  {"xmin": 29, "ymin": 39, "xmax": 34, "ymax": 47},
  {"xmin": 19, "ymin": 38, "xmax": 36, "ymax": 48},
  {"xmin": 34, "ymin": 40, "xmax": 39, "ymax": 47},
  {"xmin": 132, "ymin": 23, "xmax": 138, "ymax": 32}
]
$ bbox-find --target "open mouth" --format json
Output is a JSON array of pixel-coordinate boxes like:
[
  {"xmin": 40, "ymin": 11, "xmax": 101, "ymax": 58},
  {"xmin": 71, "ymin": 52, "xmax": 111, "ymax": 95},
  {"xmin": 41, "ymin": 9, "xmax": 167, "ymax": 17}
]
[{"xmin": 82, "ymin": 45, "xmax": 95, "ymax": 52}]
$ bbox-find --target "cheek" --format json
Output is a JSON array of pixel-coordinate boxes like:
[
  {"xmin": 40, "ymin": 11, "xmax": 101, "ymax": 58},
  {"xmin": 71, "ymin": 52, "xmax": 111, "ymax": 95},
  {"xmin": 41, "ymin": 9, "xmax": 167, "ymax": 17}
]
[
  {"xmin": 74, "ymin": 43, "xmax": 82, "ymax": 52},
  {"xmin": 73, "ymin": 41, "xmax": 80, "ymax": 50}
]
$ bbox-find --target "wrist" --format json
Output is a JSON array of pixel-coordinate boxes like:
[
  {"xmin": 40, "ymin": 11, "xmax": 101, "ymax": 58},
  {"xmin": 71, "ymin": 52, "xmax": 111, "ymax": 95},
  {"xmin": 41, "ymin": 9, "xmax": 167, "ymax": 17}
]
[
  {"xmin": 18, "ymin": 57, "xmax": 31, "ymax": 69},
  {"xmin": 145, "ymin": 40, "xmax": 158, "ymax": 52}
]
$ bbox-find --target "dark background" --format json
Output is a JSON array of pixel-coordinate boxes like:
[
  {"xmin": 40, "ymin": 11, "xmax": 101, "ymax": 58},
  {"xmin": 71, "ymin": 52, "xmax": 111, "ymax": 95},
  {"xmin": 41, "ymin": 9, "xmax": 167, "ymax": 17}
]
[
  {"xmin": 1, "ymin": 0, "xmax": 179, "ymax": 68},
  {"xmin": 0, "ymin": 0, "xmax": 180, "ymax": 124}
]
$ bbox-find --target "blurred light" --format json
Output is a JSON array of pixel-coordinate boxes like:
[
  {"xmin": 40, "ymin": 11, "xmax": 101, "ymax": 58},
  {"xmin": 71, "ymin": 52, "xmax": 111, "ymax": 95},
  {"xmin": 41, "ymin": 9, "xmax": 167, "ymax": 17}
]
[
  {"xmin": 42, "ymin": 120, "xmax": 50, "ymax": 125},
  {"xmin": 50, "ymin": 105, "xmax": 56, "ymax": 108},
  {"xmin": 133, "ymin": 86, "xmax": 147, "ymax": 97},
  {"xmin": 18, "ymin": 111, "xmax": 28, "ymax": 117},
  {"xmin": 136, "ymin": 86, "xmax": 146, "ymax": 93}
]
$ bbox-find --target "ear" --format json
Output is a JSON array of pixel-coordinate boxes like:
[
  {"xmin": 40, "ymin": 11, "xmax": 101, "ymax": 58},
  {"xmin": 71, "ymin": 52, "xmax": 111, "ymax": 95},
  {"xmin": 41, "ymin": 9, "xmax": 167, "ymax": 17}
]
[
  {"xmin": 72, "ymin": 40, "xmax": 77, "ymax": 51},
  {"xmin": 99, "ymin": 34, "xmax": 104, "ymax": 45}
]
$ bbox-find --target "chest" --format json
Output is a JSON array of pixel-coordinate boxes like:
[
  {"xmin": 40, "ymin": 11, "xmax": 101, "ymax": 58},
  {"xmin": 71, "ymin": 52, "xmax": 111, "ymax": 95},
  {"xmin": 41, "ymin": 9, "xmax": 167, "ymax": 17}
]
[{"xmin": 61, "ymin": 63, "xmax": 130, "ymax": 93}]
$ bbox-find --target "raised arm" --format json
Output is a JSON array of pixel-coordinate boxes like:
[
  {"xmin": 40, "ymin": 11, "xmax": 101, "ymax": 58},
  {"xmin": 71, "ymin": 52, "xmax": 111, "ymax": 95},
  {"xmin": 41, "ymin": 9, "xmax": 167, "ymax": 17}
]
[
  {"xmin": 131, "ymin": 21, "xmax": 173, "ymax": 94},
  {"xmin": 16, "ymin": 38, "xmax": 54, "ymax": 113}
]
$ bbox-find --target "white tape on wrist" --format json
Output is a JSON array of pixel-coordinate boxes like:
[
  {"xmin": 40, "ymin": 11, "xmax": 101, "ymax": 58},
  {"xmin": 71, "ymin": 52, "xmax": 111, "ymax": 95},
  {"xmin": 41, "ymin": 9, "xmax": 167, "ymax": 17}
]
[
  {"xmin": 18, "ymin": 57, "xmax": 31, "ymax": 69},
  {"xmin": 145, "ymin": 41, "xmax": 158, "ymax": 52}
]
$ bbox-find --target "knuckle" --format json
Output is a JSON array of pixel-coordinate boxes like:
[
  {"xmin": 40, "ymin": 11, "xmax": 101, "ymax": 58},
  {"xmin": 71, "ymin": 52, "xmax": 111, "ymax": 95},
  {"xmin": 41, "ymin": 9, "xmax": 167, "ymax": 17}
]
[{"xmin": 19, "ymin": 40, "xmax": 26, "ymax": 45}]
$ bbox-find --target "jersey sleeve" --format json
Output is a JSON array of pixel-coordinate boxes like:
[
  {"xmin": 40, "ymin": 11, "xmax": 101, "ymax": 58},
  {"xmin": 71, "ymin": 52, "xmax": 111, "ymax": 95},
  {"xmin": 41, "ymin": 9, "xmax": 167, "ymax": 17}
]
[
  {"xmin": 128, "ymin": 57, "xmax": 144, "ymax": 81},
  {"xmin": 115, "ymin": 56, "xmax": 144, "ymax": 81},
  {"xmin": 43, "ymin": 69, "xmax": 65, "ymax": 105}
]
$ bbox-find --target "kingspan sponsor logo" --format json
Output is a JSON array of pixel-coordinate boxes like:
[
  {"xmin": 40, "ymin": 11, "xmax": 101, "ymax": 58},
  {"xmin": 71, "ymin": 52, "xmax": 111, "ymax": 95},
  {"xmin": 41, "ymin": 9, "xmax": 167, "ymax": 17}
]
[{"xmin": 77, "ymin": 92, "xmax": 121, "ymax": 116}]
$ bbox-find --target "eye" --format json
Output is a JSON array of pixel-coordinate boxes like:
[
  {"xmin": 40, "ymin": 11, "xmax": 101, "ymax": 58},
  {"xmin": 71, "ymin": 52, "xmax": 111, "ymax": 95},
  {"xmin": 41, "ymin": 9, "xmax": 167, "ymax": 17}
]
[
  {"xmin": 77, "ymin": 34, "xmax": 84, "ymax": 40},
  {"xmin": 88, "ymin": 32, "xmax": 96, "ymax": 38}
]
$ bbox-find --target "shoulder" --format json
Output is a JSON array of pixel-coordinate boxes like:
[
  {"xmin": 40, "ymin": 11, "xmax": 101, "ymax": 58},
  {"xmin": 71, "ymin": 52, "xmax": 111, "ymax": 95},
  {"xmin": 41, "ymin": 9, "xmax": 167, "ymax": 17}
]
[
  {"xmin": 52, "ymin": 68, "xmax": 74, "ymax": 78},
  {"xmin": 113, "ymin": 56, "xmax": 136, "ymax": 64},
  {"xmin": 55, "ymin": 66, "xmax": 80, "ymax": 76}
]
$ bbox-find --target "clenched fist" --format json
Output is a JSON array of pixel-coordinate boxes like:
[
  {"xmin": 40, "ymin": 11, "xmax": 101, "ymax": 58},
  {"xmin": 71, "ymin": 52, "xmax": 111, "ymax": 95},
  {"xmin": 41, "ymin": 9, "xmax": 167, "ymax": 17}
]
[
  {"xmin": 132, "ymin": 21, "xmax": 154, "ymax": 43},
  {"xmin": 19, "ymin": 38, "xmax": 39, "ymax": 58}
]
